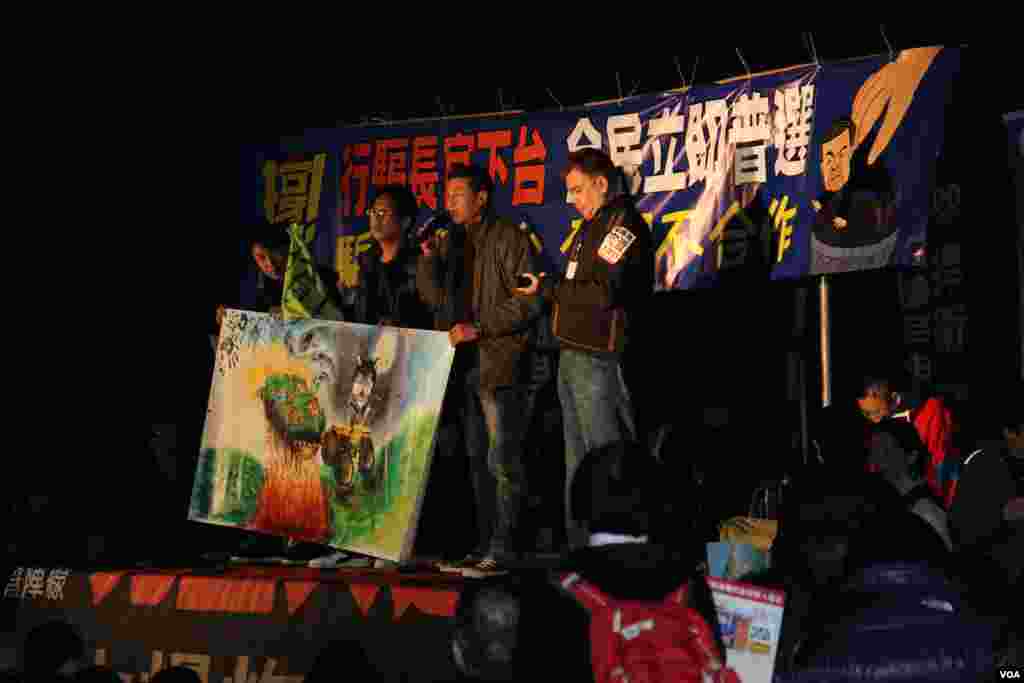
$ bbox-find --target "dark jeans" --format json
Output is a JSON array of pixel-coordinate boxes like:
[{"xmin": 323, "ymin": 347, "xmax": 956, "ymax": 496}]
[
  {"xmin": 507, "ymin": 351, "xmax": 563, "ymax": 552},
  {"xmin": 464, "ymin": 366, "xmax": 527, "ymax": 556},
  {"xmin": 558, "ymin": 348, "xmax": 636, "ymax": 548}
]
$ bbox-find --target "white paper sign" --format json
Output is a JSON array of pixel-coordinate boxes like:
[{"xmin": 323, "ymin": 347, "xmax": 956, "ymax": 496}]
[{"xmin": 707, "ymin": 577, "xmax": 785, "ymax": 683}]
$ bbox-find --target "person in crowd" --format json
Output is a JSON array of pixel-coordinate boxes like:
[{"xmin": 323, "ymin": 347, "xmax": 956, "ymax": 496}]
[
  {"xmin": 949, "ymin": 380, "xmax": 1024, "ymax": 593},
  {"xmin": 417, "ymin": 163, "xmax": 543, "ymax": 572},
  {"xmin": 867, "ymin": 417, "xmax": 953, "ymax": 550},
  {"xmin": 451, "ymin": 573, "xmax": 593, "ymax": 682},
  {"xmin": 303, "ymin": 640, "xmax": 374, "ymax": 683},
  {"xmin": 19, "ymin": 621, "xmax": 84, "ymax": 683},
  {"xmin": 150, "ymin": 667, "xmax": 201, "ymax": 683},
  {"xmin": 563, "ymin": 439, "xmax": 738, "ymax": 682},
  {"xmin": 515, "ymin": 148, "xmax": 653, "ymax": 550},
  {"xmin": 768, "ymin": 468, "xmax": 903, "ymax": 674},
  {"xmin": 812, "ymin": 372, "xmax": 900, "ymax": 473},
  {"xmin": 785, "ymin": 510, "xmax": 998, "ymax": 681},
  {"xmin": 75, "ymin": 666, "xmax": 125, "ymax": 683}
]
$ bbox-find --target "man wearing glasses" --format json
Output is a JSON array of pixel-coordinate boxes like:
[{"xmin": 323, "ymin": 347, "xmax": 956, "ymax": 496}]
[{"xmin": 350, "ymin": 185, "xmax": 432, "ymax": 330}]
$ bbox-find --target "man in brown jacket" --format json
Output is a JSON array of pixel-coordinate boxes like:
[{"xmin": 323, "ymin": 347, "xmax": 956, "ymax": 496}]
[
  {"xmin": 417, "ymin": 163, "xmax": 542, "ymax": 570},
  {"xmin": 517, "ymin": 148, "xmax": 653, "ymax": 549}
]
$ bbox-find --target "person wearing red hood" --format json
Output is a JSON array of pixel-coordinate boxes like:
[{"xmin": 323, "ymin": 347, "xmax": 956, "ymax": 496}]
[
  {"xmin": 863, "ymin": 379, "xmax": 962, "ymax": 508},
  {"xmin": 816, "ymin": 372, "xmax": 960, "ymax": 507}
]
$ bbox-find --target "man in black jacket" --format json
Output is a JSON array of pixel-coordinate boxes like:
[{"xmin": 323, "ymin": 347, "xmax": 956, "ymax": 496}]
[
  {"xmin": 417, "ymin": 163, "xmax": 542, "ymax": 570},
  {"xmin": 517, "ymin": 148, "xmax": 653, "ymax": 549},
  {"xmin": 350, "ymin": 185, "xmax": 432, "ymax": 329}
]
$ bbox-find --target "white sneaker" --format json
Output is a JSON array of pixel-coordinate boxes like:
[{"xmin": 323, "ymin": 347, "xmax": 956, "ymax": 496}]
[{"xmin": 308, "ymin": 551, "xmax": 356, "ymax": 568}]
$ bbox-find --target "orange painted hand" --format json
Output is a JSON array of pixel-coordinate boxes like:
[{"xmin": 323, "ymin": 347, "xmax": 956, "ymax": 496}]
[{"xmin": 852, "ymin": 47, "xmax": 942, "ymax": 166}]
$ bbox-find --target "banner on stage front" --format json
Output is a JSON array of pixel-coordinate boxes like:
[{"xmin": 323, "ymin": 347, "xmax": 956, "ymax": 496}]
[{"xmin": 191, "ymin": 311, "xmax": 454, "ymax": 561}]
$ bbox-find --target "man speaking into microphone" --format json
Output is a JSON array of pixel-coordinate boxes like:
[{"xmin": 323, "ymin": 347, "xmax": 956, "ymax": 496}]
[
  {"xmin": 516, "ymin": 148, "xmax": 653, "ymax": 550},
  {"xmin": 417, "ymin": 163, "xmax": 543, "ymax": 571}
]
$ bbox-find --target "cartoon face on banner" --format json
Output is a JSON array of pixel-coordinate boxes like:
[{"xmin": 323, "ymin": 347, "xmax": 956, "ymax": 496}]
[
  {"xmin": 809, "ymin": 47, "xmax": 947, "ymax": 275},
  {"xmin": 193, "ymin": 311, "xmax": 454, "ymax": 561}
]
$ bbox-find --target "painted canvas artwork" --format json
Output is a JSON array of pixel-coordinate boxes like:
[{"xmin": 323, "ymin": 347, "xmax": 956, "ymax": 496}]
[{"xmin": 190, "ymin": 310, "xmax": 455, "ymax": 561}]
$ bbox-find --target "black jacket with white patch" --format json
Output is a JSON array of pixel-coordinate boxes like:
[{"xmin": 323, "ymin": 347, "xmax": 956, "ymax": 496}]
[{"xmin": 542, "ymin": 194, "xmax": 653, "ymax": 356}]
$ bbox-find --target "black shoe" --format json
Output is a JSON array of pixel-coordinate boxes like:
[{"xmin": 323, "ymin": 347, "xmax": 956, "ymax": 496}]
[
  {"xmin": 234, "ymin": 535, "xmax": 287, "ymax": 558},
  {"xmin": 285, "ymin": 542, "xmax": 336, "ymax": 561}
]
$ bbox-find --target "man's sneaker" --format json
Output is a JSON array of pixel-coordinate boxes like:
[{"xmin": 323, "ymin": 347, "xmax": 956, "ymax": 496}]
[
  {"xmin": 308, "ymin": 551, "xmax": 371, "ymax": 568},
  {"xmin": 460, "ymin": 556, "xmax": 509, "ymax": 578},
  {"xmin": 437, "ymin": 551, "xmax": 486, "ymax": 573}
]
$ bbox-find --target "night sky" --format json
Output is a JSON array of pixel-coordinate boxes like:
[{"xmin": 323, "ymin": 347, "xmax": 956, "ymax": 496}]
[{"xmin": 136, "ymin": 33, "xmax": 1014, "ymax": 444}]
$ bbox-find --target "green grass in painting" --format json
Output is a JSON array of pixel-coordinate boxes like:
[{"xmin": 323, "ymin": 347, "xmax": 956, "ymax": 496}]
[
  {"xmin": 189, "ymin": 449, "xmax": 217, "ymax": 518},
  {"xmin": 189, "ymin": 409, "xmax": 441, "ymax": 548},
  {"xmin": 325, "ymin": 409, "xmax": 439, "ymax": 548},
  {"xmin": 188, "ymin": 449, "xmax": 264, "ymax": 524}
]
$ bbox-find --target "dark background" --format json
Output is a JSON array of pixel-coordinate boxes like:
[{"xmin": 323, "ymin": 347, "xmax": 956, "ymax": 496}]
[{"xmin": 23, "ymin": 32, "xmax": 1020, "ymax": 558}]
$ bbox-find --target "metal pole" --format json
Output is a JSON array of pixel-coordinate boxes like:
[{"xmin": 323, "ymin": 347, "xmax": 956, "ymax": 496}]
[{"xmin": 819, "ymin": 275, "xmax": 832, "ymax": 407}]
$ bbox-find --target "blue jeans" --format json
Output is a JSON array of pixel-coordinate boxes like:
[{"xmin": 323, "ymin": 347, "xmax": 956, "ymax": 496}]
[
  {"xmin": 463, "ymin": 367, "xmax": 526, "ymax": 556},
  {"xmin": 558, "ymin": 348, "xmax": 636, "ymax": 548}
]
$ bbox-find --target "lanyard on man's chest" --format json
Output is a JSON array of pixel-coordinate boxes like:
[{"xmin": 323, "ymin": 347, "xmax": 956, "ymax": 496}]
[{"xmin": 567, "ymin": 219, "xmax": 591, "ymax": 280}]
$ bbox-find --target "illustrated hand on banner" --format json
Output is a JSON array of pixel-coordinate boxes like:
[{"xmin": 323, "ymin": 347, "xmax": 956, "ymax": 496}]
[
  {"xmin": 852, "ymin": 47, "xmax": 942, "ymax": 166},
  {"xmin": 282, "ymin": 223, "xmax": 343, "ymax": 322}
]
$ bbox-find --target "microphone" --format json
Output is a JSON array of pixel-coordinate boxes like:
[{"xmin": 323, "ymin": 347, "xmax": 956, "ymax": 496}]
[{"xmin": 415, "ymin": 210, "xmax": 452, "ymax": 244}]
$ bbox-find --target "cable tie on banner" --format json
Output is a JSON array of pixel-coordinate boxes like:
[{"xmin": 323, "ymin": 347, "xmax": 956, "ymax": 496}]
[
  {"xmin": 615, "ymin": 71, "xmax": 624, "ymax": 105},
  {"xmin": 674, "ymin": 56, "xmax": 688, "ymax": 90},
  {"xmin": 808, "ymin": 32, "xmax": 821, "ymax": 68},
  {"xmin": 690, "ymin": 56, "xmax": 700, "ymax": 92},
  {"xmin": 736, "ymin": 47, "xmax": 752, "ymax": 83},
  {"xmin": 546, "ymin": 87, "xmax": 564, "ymax": 112},
  {"xmin": 880, "ymin": 25, "xmax": 895, "ymax": 62}
]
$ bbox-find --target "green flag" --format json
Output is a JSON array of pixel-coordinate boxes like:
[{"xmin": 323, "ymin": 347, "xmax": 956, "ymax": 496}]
[{"xmin": 281, "ymin": 223, "xmax": 343, "ymax": 321}]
